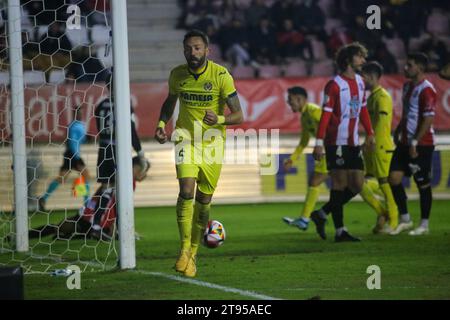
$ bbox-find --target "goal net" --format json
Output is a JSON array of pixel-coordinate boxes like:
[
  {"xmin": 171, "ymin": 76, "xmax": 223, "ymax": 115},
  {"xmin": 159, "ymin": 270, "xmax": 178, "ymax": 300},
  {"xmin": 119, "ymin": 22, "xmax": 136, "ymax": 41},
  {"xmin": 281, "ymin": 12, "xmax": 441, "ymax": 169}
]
[{"xmin": 0, "ymin": 0, "xmax": 124, "ymax": 274}]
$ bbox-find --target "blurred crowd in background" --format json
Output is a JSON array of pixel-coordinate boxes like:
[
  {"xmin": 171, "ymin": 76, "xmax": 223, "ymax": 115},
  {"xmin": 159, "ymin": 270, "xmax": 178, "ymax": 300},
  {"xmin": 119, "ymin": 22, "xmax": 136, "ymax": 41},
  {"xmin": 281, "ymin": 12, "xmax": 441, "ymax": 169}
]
[
  {"xmin": 0, "ymin": 0, "xmax": 448, "ymax": 82},
  {"xmin": 178, "ymin": 0, "xmax": 450, "ymax": 77}
]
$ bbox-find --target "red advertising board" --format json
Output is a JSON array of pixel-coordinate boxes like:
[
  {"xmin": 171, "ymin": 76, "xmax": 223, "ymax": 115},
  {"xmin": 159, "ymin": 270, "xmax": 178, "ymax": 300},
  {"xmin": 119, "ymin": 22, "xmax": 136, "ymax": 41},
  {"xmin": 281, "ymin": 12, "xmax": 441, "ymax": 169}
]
[{"xmin": 0, "ymin": 74, "xmax": 449, "ymax": 142}]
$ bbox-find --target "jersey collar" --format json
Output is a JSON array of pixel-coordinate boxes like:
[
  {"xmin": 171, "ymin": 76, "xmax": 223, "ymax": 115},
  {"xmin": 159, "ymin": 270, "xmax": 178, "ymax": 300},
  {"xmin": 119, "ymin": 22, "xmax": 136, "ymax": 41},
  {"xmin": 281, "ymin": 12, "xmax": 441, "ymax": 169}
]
[
  {"xmin": 372, "ymin": 85, "xmax": 382, "ymax": 94},
  {"xmin": 188, "ymin": 60, "xmax": 209, "ymax": 80},
  {"xmin": 300, "ymin": 102, "xmax": 309, "ymax": 113}
]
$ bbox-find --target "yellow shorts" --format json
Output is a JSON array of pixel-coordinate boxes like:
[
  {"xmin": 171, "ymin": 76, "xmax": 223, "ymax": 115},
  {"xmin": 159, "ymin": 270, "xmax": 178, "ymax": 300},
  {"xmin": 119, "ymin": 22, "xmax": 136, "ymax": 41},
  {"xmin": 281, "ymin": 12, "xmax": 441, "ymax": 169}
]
[
  {"xmin": 314, "ymin": 156, "xmax": 328, "ymax": 174},
  {"xmin": 364, "ymin": 149, "xmax": 393, "ymax": 178},
  {"xmin": 175, "ymin": 140, "xmax": 224, "ymax": 195}
]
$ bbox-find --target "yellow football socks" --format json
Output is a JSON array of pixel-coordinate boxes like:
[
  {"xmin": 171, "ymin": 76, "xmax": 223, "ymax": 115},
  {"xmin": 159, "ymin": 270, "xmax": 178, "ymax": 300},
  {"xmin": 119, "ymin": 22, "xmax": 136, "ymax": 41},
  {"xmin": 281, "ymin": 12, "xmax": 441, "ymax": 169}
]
[
  {"xmin": 366, "ymin": 178, "xmax": 384, "ymax": 198},
  {"xmin": 176, "ymin": 197, "xmax": 194, "ymax": 252},
  {"xmin": 302, "ymin": 186, "xmax": 320, "ymax": 219},
  {"xmin": 361, "ymin": 181, "xmax": 386, "ymax": 216},
  {"xmin": 190, "ymin": 201, "xmax": 210, "ymax": 257},
  {"xmin": 380, "ymin": 182, "xmax": 399, "ymax": 229}
]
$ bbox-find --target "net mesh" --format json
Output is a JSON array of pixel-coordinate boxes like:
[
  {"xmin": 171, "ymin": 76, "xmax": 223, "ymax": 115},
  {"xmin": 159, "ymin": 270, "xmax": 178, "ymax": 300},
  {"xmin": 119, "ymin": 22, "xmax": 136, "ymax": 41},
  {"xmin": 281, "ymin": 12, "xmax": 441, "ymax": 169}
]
[{"xmin": 0, "ymin": 0, "xmax": 118, "ymax": 273}]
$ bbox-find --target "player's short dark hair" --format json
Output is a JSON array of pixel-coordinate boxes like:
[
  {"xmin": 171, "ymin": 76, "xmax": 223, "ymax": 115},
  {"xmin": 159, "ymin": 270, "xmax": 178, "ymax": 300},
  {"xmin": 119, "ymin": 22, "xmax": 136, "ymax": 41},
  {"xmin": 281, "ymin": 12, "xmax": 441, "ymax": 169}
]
[
  {"xmin": 362, "ymin": 61, "xmax": 384, "ymax": 78},
  {"xmin": 407, "ymin": 52, "xmax": 429, "ymax": 71},
  {"xmin": 335, "ymin": 42, "xmax": 368, "ymax": 72},
  {"xmin": 287, "ymin": 86, "xmax": 308, "ymax": 98},
  {"xmin": 183, "ymin": 29, "xmax": 209, "ymax": 47}
]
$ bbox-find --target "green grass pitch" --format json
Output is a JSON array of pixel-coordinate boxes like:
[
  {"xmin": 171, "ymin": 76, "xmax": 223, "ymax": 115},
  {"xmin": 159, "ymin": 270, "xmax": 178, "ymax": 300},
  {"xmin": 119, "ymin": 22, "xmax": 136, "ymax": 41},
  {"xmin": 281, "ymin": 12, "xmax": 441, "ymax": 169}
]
[{"xmin": 2, "ymin": 200, "xmax": 450, "ymax": 299}]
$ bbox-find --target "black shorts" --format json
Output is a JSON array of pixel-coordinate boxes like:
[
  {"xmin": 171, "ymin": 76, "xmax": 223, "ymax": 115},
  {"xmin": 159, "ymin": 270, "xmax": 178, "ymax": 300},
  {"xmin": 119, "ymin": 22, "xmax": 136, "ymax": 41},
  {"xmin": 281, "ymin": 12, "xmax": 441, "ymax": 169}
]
[
  {"xmin": 325, "ymin": 145, "xmax": 364, "ymax": 171},
  {"xmin": 60, "ymin": 150, "xmax": 85, "ymax": 171},
  {"xmin": 97, "ymin": 144, "xmax": 116, "ymax": 184},
  {"xmin": 390, "ymin": 145, "xmax": 434, "ymax": 181}
]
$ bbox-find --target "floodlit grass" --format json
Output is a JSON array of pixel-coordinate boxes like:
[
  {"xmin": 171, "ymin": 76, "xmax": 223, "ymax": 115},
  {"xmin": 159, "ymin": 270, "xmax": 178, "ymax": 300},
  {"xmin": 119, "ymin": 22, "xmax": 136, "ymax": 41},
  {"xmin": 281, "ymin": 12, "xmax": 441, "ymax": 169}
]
[{"xmin": 1, "ymin": 200, "xmax": 450, "ymax": 299}]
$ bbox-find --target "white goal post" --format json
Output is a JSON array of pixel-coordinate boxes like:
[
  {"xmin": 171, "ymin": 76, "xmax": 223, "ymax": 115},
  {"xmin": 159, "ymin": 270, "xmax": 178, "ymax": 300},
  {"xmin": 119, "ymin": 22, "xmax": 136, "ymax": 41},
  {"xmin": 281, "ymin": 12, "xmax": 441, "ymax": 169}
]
[
  {"xmin": 111, "ymin": 0, "xmax": 136, "ymax": 270},
  {"xmin": 4, "ymin": 0, "xmax": 136, "ymax": 271},
  {"xmin": 8, "ymin": 0, "xmax": 28, "ymax": 253}
]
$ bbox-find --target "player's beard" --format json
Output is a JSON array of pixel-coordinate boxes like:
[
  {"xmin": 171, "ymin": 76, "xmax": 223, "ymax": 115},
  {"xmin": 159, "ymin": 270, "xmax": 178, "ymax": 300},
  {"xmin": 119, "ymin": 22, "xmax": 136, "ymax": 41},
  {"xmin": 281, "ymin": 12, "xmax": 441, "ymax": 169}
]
[
  {"xmin": 352, "ymin": 63, "xmax": 363, "ymax": 73},
  {"xmin": 188, "ymin": 54, "xmax": 207, "ymax": 70}
]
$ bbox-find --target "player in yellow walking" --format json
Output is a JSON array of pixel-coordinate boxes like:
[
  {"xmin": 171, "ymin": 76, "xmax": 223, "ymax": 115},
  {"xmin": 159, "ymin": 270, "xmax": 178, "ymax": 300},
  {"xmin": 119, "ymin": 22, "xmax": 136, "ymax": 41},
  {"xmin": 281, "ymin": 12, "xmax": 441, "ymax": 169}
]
[
  {"xmin": 361, "ymin": 61, "xmax": 399, "ymax": 233},
  {"xmin": 155, "ymin": 30, "xmax": 243, "ymax": 277},
  {"xmin": 282, "ymin": 86, "xmax": 388, "ymax": 234},
  {"xmin": 282, "ymin": 87, "xmax": 327, "ymax": 230}
]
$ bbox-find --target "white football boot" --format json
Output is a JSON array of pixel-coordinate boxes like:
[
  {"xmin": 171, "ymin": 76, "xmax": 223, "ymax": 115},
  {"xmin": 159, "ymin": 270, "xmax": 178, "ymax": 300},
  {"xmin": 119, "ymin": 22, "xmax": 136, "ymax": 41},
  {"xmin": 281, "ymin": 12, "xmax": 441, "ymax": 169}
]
[
  {"xmin": 408, "ymin": 226, "xmax": 429, "ymax": 236},
  {"xmin": 389, "ymin": 221, "xmax": 413, "ymax": 235}
]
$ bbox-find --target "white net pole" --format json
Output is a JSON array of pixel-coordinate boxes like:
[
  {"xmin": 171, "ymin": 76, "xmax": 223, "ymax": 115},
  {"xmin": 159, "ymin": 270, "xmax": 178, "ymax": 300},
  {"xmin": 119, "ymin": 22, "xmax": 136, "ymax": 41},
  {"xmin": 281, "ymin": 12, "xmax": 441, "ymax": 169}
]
[
  {"xmin": 8, "ymin": 0, "xmax": 28, "ymax": 252},
  {"xmin": 111, "ymin": 0, "xmax": 135, "ymax": 269}
]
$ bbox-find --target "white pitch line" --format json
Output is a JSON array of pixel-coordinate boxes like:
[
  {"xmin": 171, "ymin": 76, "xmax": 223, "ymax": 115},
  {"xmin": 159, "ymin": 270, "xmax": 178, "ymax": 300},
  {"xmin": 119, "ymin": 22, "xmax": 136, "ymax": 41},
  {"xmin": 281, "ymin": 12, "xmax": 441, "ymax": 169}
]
[
  {"xmin": 284, "ymin": 286, "xmax": 450, "ymax": 291},
  {"xmin": 133, "ymin": 270, "xmax": 282, "ymax": 300}
]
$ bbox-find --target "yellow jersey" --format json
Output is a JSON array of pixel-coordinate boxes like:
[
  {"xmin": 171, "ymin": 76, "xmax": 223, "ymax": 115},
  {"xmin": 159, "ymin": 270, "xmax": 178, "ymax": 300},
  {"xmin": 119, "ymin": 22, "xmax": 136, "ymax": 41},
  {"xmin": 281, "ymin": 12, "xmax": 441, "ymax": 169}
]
[
  {"xmin": 168, "ymin": 60, "xmax": 237, "ymax": 138},
  {"xmin": 290, "ymin": 102, "xmax": 322, "ymax": 161},
  {"xmin": 367, "ymin": 86, "xmax": 394, "ymax": 152}
]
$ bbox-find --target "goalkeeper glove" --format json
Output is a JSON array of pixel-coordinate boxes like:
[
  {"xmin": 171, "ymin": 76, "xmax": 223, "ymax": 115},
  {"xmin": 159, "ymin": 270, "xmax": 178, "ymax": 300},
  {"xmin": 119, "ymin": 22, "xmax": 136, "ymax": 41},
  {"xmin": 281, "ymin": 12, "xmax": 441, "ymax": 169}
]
[{"xmin": 137, "ymin": 150, "xmax": 150, "ymax": 173}]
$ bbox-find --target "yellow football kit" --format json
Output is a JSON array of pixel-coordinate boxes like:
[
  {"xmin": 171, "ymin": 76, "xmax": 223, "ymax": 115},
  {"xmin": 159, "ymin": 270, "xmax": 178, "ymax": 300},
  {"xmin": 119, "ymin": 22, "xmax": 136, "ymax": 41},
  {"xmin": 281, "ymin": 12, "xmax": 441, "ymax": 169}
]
[
  {"xmin": 168, "ymin": 60, "xmax": 237, "ymax": 194},
  {"xmin": 363, "ymin": 85, "xmax": 395, "ymax": 178},
  {"xmin": 361, "ymin": 85, "xmax": 398, "ymax": 228},
  {"xmin": 288, "ymin": 102, "xmax": 326, "ymax": 219},
  {"xmin": 289, "ymin": 102, "xmax": 327, "ymax": 174}
]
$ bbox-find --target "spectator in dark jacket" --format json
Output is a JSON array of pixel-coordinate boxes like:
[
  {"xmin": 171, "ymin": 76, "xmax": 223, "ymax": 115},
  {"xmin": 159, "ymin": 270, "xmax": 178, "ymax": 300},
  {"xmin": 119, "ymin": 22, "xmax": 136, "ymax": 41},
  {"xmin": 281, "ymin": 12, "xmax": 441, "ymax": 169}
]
[
  {"xmin": 420, "ymin": 33, "xmax": 449, "ymax": 71},
  {"xmin": 250, "ymin": 16, "xmax": 277, "ymax": 64},
  {"xmin": 277, "ymin": 18, "xmax": 313, "ymax": 61}
]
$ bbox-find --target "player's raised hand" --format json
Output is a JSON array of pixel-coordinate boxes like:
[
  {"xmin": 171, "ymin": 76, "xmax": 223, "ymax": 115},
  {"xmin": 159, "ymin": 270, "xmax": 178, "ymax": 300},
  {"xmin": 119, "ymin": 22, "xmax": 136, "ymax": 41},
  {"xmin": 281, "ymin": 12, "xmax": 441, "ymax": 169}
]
[
  {"xmin": 155, "ymin": 127, "xmax": 168, "ymax": 144},
  {"xmin": 313, "ymin": 146, "xmax": 324, "ymax": 161},
  {"xmin": 203, "ymin": 110, "xmax": 218, "ymax": 125}
]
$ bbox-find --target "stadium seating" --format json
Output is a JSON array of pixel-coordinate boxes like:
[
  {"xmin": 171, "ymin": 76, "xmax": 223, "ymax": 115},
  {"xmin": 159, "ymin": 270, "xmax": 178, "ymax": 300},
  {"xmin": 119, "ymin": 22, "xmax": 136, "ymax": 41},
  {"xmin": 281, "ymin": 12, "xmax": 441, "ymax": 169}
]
[
  {"xmin": 0, "ymin": 72, "xmax": 9, "ymax": 85},
  {"xmin": 311, "ymin": 59, "xmax": 334, "ymax": 76},
  {"xmin": 426, "ymin": 9, "xmax": 449, "ymax": 36},
  {"xmin": 257, "ymin": 65, "xmax": 282, "ymax": 79},
  {"xmin": 409, "ymin": 36, "xmax": 428, "ymax": 52},
  {"xmin": 208, "ymin": 43, "xmax": 223, "ymax": 64},
  {"xmin": 318, "ymin": 0, "xmax": 334, "ymax": 17},
  {"xmin": 324, "ymin": 18, "xmax": 343, "ymax": 36},
  {"xmin": 48, "ymin": 69, "xmax": 66, "ymax": 84},
  {"xmin": 90, "ymin": 25, "xmax": 111, "ymax": 47},
  {"xmin": 12, "ymin": 0, "xmax": 449, "ymax": 82},
  {"xmin": 35, "ymin": 25, "xmax": 49, "ymax": 42},
  {"xmin": 23, "ymin": 71, "xmax": 46, "ymax": 86},
  {"xmin": 65, "ymin": 26, "xmax": 90, "ymax": 48},
  {"xmin": 311, "ymin": 39, "xmax": 328, "ymax": 61},
  {"xmin": 283, "ymin": 60, "xmax": 308, "ymax": 77},
  {"xmin": 231, "ymin": 65, "xmax": 255, "ymax": 79},
  {"xmin": 384, "ymin": 37, "xmax": 406, "ymax": 59}
]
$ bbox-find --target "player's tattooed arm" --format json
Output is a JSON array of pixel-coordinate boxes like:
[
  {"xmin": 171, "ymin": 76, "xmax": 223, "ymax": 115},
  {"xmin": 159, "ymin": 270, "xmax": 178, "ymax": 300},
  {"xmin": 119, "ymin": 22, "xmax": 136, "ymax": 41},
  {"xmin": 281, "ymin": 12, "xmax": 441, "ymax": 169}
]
[
  {"xmin": 158, "ymin": 94, "xmax": 178, "ymax": 124},
  {"xmin": 224, "ymin": 93, "xmax": 243, "ymax": 125},
  {"xmin": 155, "ymin": 94, "xmax": 178, "ymax": 144},
  {"xmin": 203, "ymin": 92, "xmax": 244, "ymax": 126}
]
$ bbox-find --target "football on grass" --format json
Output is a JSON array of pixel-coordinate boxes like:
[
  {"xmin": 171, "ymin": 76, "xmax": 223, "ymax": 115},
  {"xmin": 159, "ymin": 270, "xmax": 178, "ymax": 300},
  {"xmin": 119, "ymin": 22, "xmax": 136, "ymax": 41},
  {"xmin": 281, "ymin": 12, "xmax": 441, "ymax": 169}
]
[{"xmin": 203, "ymin": 220, "xmax": 226, "ymax": 248}]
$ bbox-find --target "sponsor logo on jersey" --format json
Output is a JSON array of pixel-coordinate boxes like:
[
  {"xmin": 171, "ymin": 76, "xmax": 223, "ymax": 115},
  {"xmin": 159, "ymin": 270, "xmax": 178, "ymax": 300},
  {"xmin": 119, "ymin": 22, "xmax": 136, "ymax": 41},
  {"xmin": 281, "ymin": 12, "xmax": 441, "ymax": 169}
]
[{"xmin": 180, "ymin": 92, "xmax": 213, "ymax": 102}]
